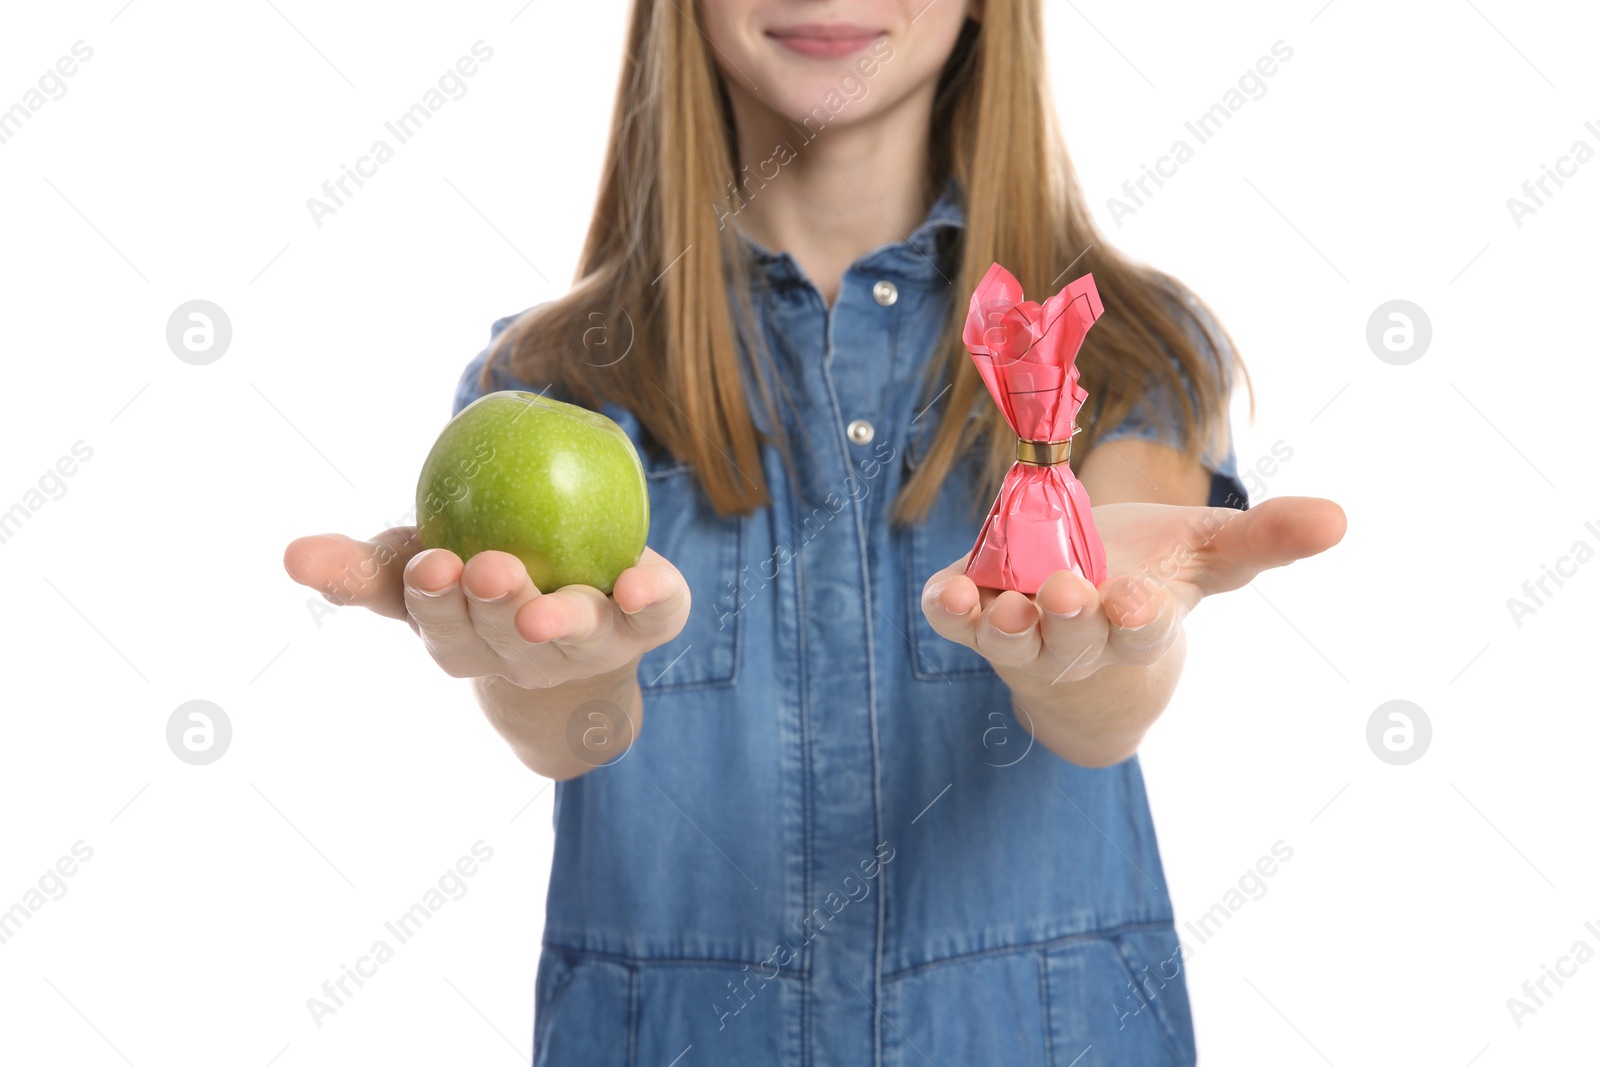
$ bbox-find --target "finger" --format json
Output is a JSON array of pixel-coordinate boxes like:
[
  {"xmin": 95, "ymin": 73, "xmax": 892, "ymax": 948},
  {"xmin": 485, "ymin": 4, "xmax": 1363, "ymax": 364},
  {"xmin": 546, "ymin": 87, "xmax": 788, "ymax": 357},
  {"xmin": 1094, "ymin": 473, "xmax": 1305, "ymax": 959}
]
[
  {"xmin": 401, "ymin": 548, "xmax": 496, "ymax": 677},
  {"xmin": 1195, "ymin": 497, "xmax": 1348, "ymax": 594},
  {"xmin": 612, "ymin": 547, "xmax": 691, "ymax": 642},
  {"xmin": 1034, "ymin": 569, "xmax": 1108, "ymax": 678},
  {"xmin": 460, "ymin": 556, "xmax": 553, "ymax": 662},
  {"xmin": 921, "ymin": 557, "xmax": 983, "ymax": 650},
  {"xmin": 515, "ymin": 583, "xmax": 617, "ymax": 655},
  {"xmin": 1099, "ymin": 576, "xmax": 1182, "ymax": 666},
  {"xmin": 972, "ymin": 589, "xmax": 1042, "ymax": 668},
  {"xmin": 284, "ymin": 528, "xmax": 421, "ymax": 622}
]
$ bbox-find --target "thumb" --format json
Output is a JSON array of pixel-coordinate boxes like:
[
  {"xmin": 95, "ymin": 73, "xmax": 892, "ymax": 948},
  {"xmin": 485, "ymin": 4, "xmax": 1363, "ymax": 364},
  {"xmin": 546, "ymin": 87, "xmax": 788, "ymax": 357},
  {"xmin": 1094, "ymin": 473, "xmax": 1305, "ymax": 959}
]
[
  {"xmin": 283, "ymin": 527, "xmax": 423, "ymax": 622},
  {"xmin": 1194, "ymin": 496, "xmax": 1347, "ymax": 595}
]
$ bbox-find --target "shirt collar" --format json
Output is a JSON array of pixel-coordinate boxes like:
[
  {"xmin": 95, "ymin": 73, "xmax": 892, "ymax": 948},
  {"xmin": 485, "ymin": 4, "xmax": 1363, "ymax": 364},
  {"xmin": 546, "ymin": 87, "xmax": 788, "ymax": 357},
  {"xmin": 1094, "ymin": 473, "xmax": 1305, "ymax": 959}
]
[{"xmin": 733, "ymin": 174, "xmax": 966, "ymax": 288}]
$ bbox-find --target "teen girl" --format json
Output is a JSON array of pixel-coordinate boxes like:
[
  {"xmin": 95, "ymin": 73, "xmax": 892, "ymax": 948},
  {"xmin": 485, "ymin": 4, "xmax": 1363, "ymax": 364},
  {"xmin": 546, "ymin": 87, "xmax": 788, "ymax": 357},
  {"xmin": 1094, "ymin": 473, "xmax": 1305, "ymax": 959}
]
[{"xmin": 286, "ymin": 2, "xmax": 1344, "ymax": 1062}]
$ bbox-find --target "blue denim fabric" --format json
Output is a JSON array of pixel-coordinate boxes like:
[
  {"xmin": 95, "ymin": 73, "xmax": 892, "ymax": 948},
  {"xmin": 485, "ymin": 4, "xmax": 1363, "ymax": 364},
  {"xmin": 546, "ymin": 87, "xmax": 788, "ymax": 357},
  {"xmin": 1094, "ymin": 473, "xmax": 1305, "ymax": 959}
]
[{"xmin": 453, "ymin": 180, "xmax": 1248, "ymax": 1066}]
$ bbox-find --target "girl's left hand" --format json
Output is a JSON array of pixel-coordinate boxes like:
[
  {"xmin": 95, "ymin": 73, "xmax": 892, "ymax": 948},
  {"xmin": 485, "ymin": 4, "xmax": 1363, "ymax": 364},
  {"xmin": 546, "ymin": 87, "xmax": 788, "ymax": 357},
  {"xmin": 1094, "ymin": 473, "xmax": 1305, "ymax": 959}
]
[{"xmin": 920, "ymin": 496, "xmax": 1347, "ymax": 686}]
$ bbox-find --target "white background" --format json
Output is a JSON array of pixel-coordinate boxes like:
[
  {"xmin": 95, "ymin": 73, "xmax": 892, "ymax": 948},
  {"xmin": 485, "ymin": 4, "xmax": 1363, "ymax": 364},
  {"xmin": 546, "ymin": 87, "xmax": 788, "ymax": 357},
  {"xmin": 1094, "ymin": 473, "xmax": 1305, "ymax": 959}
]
[{"xmin": 0, "ymin": 1, "xmax": 1595, "ymax": 1064}]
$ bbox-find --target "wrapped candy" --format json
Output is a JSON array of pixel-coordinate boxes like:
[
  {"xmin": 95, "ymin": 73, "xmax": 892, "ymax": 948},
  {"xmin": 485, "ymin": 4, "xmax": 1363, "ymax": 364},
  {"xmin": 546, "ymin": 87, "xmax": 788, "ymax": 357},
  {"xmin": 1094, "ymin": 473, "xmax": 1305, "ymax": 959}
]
[{"xmin": 963, "ymin": 262, "xmax": 1108, "ymax": 594}]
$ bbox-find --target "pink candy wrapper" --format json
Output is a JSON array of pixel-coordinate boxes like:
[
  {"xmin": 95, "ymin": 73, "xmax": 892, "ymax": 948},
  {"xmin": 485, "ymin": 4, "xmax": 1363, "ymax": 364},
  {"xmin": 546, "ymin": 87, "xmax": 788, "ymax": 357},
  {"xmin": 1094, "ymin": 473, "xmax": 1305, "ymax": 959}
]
[{"xmin": 962, "ymin": 262, "xmax": 1108, "ymax": 594}]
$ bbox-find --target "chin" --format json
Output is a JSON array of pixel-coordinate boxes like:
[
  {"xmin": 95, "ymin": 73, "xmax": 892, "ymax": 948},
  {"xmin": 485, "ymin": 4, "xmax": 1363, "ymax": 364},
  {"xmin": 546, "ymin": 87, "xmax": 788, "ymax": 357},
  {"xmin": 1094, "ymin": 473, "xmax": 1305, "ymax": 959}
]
[{"xmin": 744, "ymin": 35, "xmax": 900, "ymax": 133}]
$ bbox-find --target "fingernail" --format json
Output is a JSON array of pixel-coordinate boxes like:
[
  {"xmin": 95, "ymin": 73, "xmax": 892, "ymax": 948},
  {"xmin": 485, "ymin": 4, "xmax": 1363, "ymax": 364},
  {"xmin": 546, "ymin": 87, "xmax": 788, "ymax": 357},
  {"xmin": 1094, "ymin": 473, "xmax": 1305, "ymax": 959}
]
[
  {"xmin": 987, "ymin": 622, "xmax": 1031, "ymax": 639},
  {"xmin": 416, "ymin": 582, "xmax": 458, "ymax": 598},
  {"xmin": 1046, "ymin": 605, "xmax": 1084, "ymax": 620}
]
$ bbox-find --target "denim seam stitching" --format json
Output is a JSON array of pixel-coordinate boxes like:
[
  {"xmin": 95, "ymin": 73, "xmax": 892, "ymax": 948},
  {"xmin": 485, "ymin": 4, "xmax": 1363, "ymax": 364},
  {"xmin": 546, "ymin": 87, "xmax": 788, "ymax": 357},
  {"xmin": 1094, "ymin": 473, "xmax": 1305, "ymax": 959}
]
[
  {"xmin": 797, "ymin": 525, "xmax": 815, "ymax": 1067},
  {"xmin": 789, "ymin": 481, "xmax": 816, "ymax": 1067},
  {"xmin": 1108, "ymin": 932, "xmax": 1189, "ymax": 1064},
  {"xmin": 835, "ymin": 298, "xmax": 890, "ymax": 1067},
  {"xmin": 540, "ymin": 941, "xmax": 811, "ymax": 977},
  {"xmin": 820, "ymin": 287, "xmax": 888, "ymax": 1067},
  {"xmin": 626, "ymin": 962, "xmax": 639, "ymax": 1067},
  {"xmin": 639, "ymin": 478, "xmax": 743, "ymax": 693},
  {"xmin": 903, "ymin": 410, "xmax": 996, "ymax": 681},
  {"xmin": 879, "ymin": 919, "xmax": 1178, "ymax": 983},
  {"xmin": 534, "ymin": 953, "xmax": 581, "ymax": 1065},
  {"xmin": 1038, "ymin": 949, "xmax": 1055, "ymax": 1065},
  {"xmin": 906, "ymin": 542, "xmax": 999, "ymax": 680}
]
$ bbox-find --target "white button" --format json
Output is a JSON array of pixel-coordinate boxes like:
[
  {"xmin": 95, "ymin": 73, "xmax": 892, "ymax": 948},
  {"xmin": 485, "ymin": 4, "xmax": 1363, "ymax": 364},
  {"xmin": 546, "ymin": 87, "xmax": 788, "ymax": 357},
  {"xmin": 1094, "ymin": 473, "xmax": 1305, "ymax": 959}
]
[
  {"xmin": 872, "ymin": 280, "xmax": 898, "ymax": 306},
  {"xmin": 847, "ymin": 419, "xmax": 874, "ymax": 445}
]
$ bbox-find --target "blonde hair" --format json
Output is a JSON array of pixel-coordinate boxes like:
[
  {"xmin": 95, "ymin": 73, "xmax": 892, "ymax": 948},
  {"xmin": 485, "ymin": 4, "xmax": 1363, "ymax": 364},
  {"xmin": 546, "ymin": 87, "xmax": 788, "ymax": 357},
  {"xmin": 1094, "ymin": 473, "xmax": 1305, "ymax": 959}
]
[{"xmin": 480, "ymin": 0, "xmax": 1253, "ymax": 524}]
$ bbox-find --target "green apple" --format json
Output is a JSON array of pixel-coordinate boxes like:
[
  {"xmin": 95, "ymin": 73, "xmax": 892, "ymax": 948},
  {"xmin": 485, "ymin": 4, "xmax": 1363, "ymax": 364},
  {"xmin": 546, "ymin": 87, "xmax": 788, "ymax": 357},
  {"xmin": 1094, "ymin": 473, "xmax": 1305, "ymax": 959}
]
[{"xmin": 415, "ymin": 390, "xmax": 650, "ymax": 595}]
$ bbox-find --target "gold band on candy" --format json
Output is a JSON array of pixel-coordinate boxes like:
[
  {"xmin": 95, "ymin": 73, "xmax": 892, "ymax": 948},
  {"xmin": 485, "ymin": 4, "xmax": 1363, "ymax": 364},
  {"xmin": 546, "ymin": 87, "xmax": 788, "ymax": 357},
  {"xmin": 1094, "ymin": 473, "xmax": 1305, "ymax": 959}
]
[{"xmin": 1015, "ymin": 438, "xmax": 1073, "ymax": 466}]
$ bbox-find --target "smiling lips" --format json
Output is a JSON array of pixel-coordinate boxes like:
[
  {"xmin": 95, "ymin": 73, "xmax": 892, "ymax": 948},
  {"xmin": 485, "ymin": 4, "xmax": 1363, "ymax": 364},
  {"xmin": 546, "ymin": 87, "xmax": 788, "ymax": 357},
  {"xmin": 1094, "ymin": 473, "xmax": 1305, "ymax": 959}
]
[{"xmin": 767, "ymin": 24, "xmax": 885, "ymax": 59}]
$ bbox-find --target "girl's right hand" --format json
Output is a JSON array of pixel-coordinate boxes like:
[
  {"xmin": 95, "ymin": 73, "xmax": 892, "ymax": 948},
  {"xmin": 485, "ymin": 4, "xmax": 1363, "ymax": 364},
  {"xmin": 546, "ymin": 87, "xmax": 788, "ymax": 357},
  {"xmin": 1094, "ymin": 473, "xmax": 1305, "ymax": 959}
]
[{"xmin": 282, "ymin": 528, "xmax": 691, "ymax": 690}]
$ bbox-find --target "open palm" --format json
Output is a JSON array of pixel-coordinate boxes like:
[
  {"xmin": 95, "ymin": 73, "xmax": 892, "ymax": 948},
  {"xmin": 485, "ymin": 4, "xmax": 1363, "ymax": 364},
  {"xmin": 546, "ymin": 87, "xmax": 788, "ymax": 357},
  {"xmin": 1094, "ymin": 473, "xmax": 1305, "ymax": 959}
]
[{"xmin": 921, "ymin": 496, "xmax": 1347, "ymax": 685}]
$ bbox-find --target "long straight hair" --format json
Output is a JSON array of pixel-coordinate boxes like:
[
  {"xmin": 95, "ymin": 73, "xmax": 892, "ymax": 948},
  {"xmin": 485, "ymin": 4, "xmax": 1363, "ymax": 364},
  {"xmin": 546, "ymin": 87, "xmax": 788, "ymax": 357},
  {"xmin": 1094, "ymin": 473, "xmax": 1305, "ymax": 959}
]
[{"xmin": 478, "ymin": 0, "xmax": 1252, "ymax": 525}]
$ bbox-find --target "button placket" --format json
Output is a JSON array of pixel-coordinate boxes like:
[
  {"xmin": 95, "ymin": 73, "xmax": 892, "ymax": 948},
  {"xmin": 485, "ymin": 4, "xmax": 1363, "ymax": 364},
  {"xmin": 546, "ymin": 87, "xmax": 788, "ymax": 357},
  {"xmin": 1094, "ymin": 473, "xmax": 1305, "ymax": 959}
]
[{"xmin": 841, "ymin": 279, "xmax": 897, "ymax": 451}]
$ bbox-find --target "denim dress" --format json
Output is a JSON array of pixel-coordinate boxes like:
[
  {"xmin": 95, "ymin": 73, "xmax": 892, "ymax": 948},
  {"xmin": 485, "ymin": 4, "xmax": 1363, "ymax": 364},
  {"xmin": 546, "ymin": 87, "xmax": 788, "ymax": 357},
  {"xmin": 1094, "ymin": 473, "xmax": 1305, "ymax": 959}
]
[{"xmin": 453, "ymin": 180, "xmax": 1249, "ymax": 1067}]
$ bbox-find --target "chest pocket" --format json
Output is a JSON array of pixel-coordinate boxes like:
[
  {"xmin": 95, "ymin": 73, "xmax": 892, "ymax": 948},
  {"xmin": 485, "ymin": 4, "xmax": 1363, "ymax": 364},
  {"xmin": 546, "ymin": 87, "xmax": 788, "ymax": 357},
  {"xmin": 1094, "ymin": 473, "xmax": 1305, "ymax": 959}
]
[
  {"xmin": 903, "ymin": 409, "xmax": 998, "ymax": 682},
  {"xmin": 634, "ymin": 453, "xmax": 743, "ymax": 691}
]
